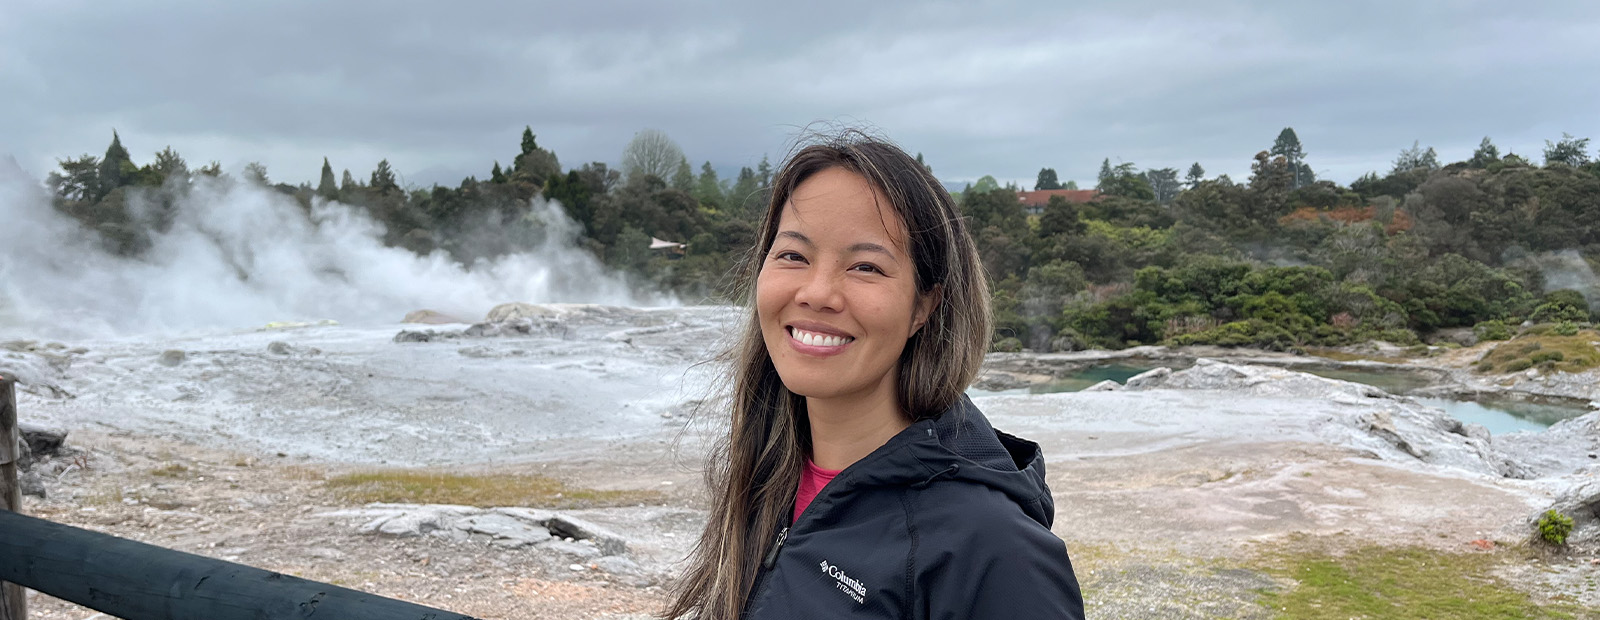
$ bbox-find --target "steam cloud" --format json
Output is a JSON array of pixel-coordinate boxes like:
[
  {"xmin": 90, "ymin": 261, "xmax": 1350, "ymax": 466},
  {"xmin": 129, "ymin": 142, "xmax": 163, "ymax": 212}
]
[{"xmin": 0, "ymin": 161, "xmax": 668, "ymax": 340}]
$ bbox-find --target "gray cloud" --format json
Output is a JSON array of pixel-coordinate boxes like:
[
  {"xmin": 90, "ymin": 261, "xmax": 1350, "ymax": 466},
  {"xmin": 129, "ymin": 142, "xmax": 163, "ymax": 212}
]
[{"xmin": 3, "ymin": 0, "xmax": 1598, "ymax": 189}]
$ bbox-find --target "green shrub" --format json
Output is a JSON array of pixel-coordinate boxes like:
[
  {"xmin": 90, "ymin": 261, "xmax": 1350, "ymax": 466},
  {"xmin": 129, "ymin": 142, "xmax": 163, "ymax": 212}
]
[
  {"xmin": 1529, "ymin": 351, "xmax": 1565, "ymax": 364},
  {"xmin": 1554, "ymin": 321, "xmax": 1580, "ymax": 336},
  {"xmin": 992, "ymin": 337, "xmax": 1023, "ymax": 353},
  {"xmin": 1537, "ymin": 510, "xmax": 1574, "ymax": 546},
  {"xmin": 1503, "ymin": 359, "xmax": 1533, "ymax": 372},
  {"xmin": 1473, "ymin": 320, "xmax": 1512, "ymax": 342}
]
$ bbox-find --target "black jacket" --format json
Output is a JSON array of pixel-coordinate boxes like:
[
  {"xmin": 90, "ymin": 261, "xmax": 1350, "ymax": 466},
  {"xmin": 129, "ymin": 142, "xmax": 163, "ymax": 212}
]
[{"xmin": 743, "ymin": 395, "xmax": 1085, "ymax": 619}]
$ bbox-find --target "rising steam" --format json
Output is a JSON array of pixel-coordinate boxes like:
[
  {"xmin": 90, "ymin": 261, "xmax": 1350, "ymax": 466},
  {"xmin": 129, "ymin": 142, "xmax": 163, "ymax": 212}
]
[{"xmin": 0, "ymin": 161, "xmax": 668, "ymax": 340}]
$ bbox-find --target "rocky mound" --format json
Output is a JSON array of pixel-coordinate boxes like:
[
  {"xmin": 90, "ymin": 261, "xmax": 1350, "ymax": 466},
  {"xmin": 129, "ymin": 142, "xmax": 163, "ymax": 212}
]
[{"xmin": 1118, "ymin": 359, "xmax": 1531, "ymax": 478}]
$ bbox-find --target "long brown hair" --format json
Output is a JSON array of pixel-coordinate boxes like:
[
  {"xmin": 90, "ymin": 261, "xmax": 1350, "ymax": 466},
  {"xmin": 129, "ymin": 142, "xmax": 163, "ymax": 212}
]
[{"xmin": 664, "ymin": 131, "xmax": 991, "ymax": 619}]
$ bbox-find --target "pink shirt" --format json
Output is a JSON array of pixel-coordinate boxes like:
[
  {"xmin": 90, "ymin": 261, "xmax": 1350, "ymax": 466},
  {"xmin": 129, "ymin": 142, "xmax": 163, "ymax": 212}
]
[{"xmin": 794, "ymin": 459, "xmax": 842, "ymax": 523}]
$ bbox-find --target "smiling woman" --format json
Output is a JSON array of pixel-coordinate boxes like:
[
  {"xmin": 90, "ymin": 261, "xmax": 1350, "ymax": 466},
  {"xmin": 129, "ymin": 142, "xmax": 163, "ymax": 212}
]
[{"xmin": 665, "ymin": 132, "xmax": 1084, "ymax": 619}]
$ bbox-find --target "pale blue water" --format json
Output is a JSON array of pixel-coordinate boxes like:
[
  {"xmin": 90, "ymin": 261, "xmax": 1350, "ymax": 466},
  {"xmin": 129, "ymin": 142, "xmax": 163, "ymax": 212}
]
[{"xmin": 1414, "ymin": 397, "xmax": 1586, "ymax": 435}]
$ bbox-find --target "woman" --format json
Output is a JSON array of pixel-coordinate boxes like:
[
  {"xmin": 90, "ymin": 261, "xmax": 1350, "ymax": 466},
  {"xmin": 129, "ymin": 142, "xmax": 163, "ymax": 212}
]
[{"xmin": 666, "ymin": 132, "xmax": 1084, "ymax": 619}]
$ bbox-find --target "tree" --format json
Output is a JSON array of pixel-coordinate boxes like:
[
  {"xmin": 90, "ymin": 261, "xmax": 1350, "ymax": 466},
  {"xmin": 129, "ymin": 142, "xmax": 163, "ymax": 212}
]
[
  {"xmin": 1392, "ymin": 141, "xmax": 1440, "ymax": 174},
  {"xmin": 370, "ymin": 159, "xmax": 398, "ymax": 194},
  {"xmin": 243, "ymin": 161, "xmax": 270, "ymax": 185},
  {"xmin": 1468, "ymin": 137, "xmax": 1500, "ymax": 168},
  {"xmin": 490, "ymin": 161, "xmax": 507, "ymax": 184},
  {"xmin": 671, "ymin": 156, "xmax": 695, "ymax": 193},
  {"xmin": 152, "ymin": 146, "xmax": 188, "ymax": 182},
  {"xmin": 1185, "ymin": 162, "xmax": 1205, "ymax": 189},
  {"xmin": 1039, "ymin": 195, "xmax": 1085, "ymax": 236},
  {"xmin": 509, "ymin": 127, "xmax": 560, "ymax": 196},
  {"xmin": 1543, "ymin": 133, "xmax": 1592, "ymax": 167},
  {"xmin": 694, "ymin": 161, "xmax": 724, "ymax": 209},
  {"xmin": 915, "ymin": 152, "xmax": 931, "ymax": 174},
  {"xmin": 1143, "ymin": 168, "xmax": 1182, "ymax": 203},
  {"xmin": 1063, "ymin": 180, "xmax": 1079, "ymax": 190},
  {"xmin": 1099, "ymin": 162, "xmax": 1154, "ymax": 200},
  {"xmin": 96, "ymin": 131, "xmax": 134, "ymax": 200},
  {"xmin": 1270, "ymin": 128, "xmax": 1307, "ymax": 188},
  {"xmin": 971, "ymin": 175, "xmax": 1000, "ymax": 193},
  {"xmin": 1035, "ymin": 168, "xmax": 1062, "ymax": 190},
  {"xmin": 731, "ymin": 166, "xmax": 760, "ymax": 214},
  {"xmin": 1097, "ymin": 158, "xmax": 1114, "ymax": 189},
  {"xmin": 340, "ymin": 169, "xmax": 358, "ymax": 193},
  {"xmin": 317, "ymin": 157, "xmax": 339, "ymax": 200},
  {"xmin": 47, "ymin": 154, "xmax": 99, "ymax": 201},
  {"xmin": 621, "ymin": 128, "xmax": 685, "ymax": 182},
  {"xmin": 756, "ymin": 155, "xmax": 773, "ymax": 188}
]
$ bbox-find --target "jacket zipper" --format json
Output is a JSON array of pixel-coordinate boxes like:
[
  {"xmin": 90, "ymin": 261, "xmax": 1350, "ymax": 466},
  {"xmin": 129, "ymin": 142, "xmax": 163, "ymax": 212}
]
[{"xmin": 762, "ymin": 526, "xmax": 789, "ymax": 569}]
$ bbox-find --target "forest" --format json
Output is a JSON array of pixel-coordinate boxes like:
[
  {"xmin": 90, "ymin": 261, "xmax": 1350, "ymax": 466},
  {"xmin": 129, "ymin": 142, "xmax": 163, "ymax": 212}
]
[{"xmin": 36, "ymin": 127, "xmax": 1600, "ymax": 352}]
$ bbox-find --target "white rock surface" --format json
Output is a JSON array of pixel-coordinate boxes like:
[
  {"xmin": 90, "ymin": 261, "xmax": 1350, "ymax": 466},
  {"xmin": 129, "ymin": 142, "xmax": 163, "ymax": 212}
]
[{"xmin": 319, "ymin": 503, "xmax": 626, "ymax": 555}]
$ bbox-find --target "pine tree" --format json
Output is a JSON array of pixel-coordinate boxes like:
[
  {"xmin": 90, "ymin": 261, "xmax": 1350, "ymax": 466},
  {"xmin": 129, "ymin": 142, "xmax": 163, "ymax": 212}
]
[
  {"xmin": 96, "ymin": 131, "xmax": 133, "ymax": 200},
  {"xmin": 1186, "ymin": 162, "xmax": 1205, "ymax": 189},
  {"xmin": 731, "ymin": 166, "xmax": 759, "ymax": 213},
  {"xmin": 1096, "ymin": 159, "xmax": 1114, "ymax": 190},
  {"xmin": 490, "ymin": 161, "xmax": 507, "ymax": 184},
  {"xmin": 1270, "ymin": 128, "xmax": 1307, "ymax": 189},
  {"xmin": 521, "ymin": 126, "xmax": 538, "ymax": 158},
  {"xmin": 152, "ymin": 147, "xmax": 188, "ymax": 181},
  {"xmin": 1468, "ymin": 137, "xmax": 1501, "ymax": 168},
  {"xmin": 341, "ymin": 169, "xmax": 357, "ymax": 193},
  {"xmin": 370, "ymin": 159, "xmax": 398, "ymax": 193},
  {"xmin": 244, "ymin": 162, "xmax": 270, "ymax": 185},
  {"xmin": 671, "ymin": 156, "xmax": 695, "ymax": 193},
  {"xmin": 756, "ymin": 155, "xmax": 773, "ymax": 188},
  {"xmin": 694, "ymin": 161, "xmax": 723, "ymax": 208},
  {"xmin": 915, "ymin": 152, "xmax": 931, "ymax": 174},
  {"xmin": 317, "ymin": 157, "xmax": 339, "ymax": 200}
]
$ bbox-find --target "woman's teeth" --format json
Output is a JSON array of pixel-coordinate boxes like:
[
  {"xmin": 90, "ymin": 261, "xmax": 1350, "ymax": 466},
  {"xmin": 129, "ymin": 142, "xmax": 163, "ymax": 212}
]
[{"xmin": 791, "ymin": 327, "xmax": 852, "ymax": 347}]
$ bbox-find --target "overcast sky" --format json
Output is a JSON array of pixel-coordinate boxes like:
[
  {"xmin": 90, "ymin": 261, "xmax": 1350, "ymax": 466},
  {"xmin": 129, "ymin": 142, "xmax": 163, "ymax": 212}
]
[{"xmin": 4, "ymin": 0, "xmax": 1599, "ymax": 191}]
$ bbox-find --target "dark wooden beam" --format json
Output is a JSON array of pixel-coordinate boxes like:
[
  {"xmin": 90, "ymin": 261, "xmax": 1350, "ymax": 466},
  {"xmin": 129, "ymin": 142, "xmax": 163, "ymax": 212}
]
[{"xmin": 0, "ymin": 486, "xmax": 480, "ymax": 620}]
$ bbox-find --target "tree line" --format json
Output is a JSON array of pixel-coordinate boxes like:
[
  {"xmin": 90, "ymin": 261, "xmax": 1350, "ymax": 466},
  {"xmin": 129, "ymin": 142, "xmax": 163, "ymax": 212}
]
[{"xmin": 38, "ymin": 126, "xmax": 1600, "ymax": 351}]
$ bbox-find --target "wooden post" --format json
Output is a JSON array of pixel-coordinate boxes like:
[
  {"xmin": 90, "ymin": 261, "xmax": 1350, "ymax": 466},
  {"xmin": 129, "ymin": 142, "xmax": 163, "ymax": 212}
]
[{"xmin": 0, "ymin": 375, "xmax": 25, "ymax": 620}]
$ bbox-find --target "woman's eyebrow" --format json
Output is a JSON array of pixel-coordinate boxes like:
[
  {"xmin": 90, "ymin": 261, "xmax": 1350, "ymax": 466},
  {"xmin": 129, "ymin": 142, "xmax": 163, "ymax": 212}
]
[
  {"xmin": 776, "ymin": 230, "xmax": 899, "ymax": 263},
  {"xmin": 776, "ymin": 230, "xmax": 812, "ymax": 246},
  {"xmin": 848, "ymin": 242, "xmax": 897, "ymax": 261}
]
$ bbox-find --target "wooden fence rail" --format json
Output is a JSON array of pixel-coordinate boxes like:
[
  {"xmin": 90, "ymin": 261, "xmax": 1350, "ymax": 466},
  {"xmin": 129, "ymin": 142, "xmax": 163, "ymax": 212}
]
[{"xmin": 0, "ymin": 376, "xmax": 480, "ymax": 620}]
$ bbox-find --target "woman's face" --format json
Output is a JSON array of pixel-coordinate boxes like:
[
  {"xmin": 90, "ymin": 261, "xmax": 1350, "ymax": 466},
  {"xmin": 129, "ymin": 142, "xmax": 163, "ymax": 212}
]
[{"xmin": 757, "ymin": 167, "xmax": 935, "ymax": 404}]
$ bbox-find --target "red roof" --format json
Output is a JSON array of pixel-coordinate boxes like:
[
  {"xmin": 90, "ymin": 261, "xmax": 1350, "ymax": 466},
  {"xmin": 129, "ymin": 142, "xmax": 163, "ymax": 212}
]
[{"xmin": 1016, "ymin": 189, "xmax": 1100, "ymax": 207}]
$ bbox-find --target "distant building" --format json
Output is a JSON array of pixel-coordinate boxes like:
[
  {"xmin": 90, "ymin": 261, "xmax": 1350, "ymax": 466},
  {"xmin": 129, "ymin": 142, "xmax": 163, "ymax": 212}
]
[
  {"xmin": 649, "ymin": 236, "xmax": 687, "ymax": 258},
  {"xmin": 1015, "ymin": 189, "xmax": 1100, "ymax": 215}
]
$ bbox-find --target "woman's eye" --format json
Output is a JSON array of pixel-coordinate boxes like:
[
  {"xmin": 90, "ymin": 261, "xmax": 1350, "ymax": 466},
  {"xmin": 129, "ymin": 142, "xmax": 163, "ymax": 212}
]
[
  {"xmin": 851, "ymin": 263, "xmax": 883, "ymax": 274},
  {"xmin": 774, "ymin": 251, "xmax": 806, "ymax": 263}
]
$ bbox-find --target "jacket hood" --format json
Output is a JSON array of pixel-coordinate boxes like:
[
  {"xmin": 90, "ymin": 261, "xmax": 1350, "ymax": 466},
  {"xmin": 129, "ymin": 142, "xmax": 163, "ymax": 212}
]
[{"xmin": 851, "ymin": 394, "xmax": 1054, "ymax": 528}]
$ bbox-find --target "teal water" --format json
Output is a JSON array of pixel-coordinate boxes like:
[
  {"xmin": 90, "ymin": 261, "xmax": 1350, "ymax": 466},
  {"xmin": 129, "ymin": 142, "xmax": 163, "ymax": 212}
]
[
  {"xmin": 1414, "ymin": 397, "xmax": 1589, "ymax": 434},
  {"xmin": 1026, "ymin": 364, "xmax": 1154, "ymax": 394},
  {"xmin": 1298, "ymin": 367, "xmax": 1436, "ymax": 395}
]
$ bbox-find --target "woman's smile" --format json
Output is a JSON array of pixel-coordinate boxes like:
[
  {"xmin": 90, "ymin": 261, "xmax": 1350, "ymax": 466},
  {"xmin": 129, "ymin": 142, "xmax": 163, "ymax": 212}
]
[{"xmin": 786, "ymin": 323, "xmax": 855, "ymax": 356}]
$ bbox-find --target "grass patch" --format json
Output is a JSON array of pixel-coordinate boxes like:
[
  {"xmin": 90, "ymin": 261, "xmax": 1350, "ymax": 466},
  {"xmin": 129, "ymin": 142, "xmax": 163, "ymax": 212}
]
[
  {"xmin": 1258, "ymin": 546, "xmax": 1592, "ymax": 619},
  {"xmin": 150, "ymin": 463, "xmax": 191, "ymax": 477},
  {"xmin": 324, "ymin": 470, "xmax": 663, "ymax": 509},
  {"xmin": 1475, "ymin": 327, "xmax": 1600, "ymax": 374}
]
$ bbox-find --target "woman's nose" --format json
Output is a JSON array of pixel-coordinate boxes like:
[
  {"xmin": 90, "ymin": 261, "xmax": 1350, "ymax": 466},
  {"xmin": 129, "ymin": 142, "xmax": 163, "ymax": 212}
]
[{"xmin": 794, "ymin": 267, "xmax": 843, "ymax": 312}]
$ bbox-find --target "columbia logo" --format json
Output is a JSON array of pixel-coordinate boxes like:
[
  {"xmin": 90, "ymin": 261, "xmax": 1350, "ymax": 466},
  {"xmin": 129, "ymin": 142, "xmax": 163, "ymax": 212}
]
[{"xmin": 818, "ymin": 559, "xmax": 867, "ymax": 604}]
